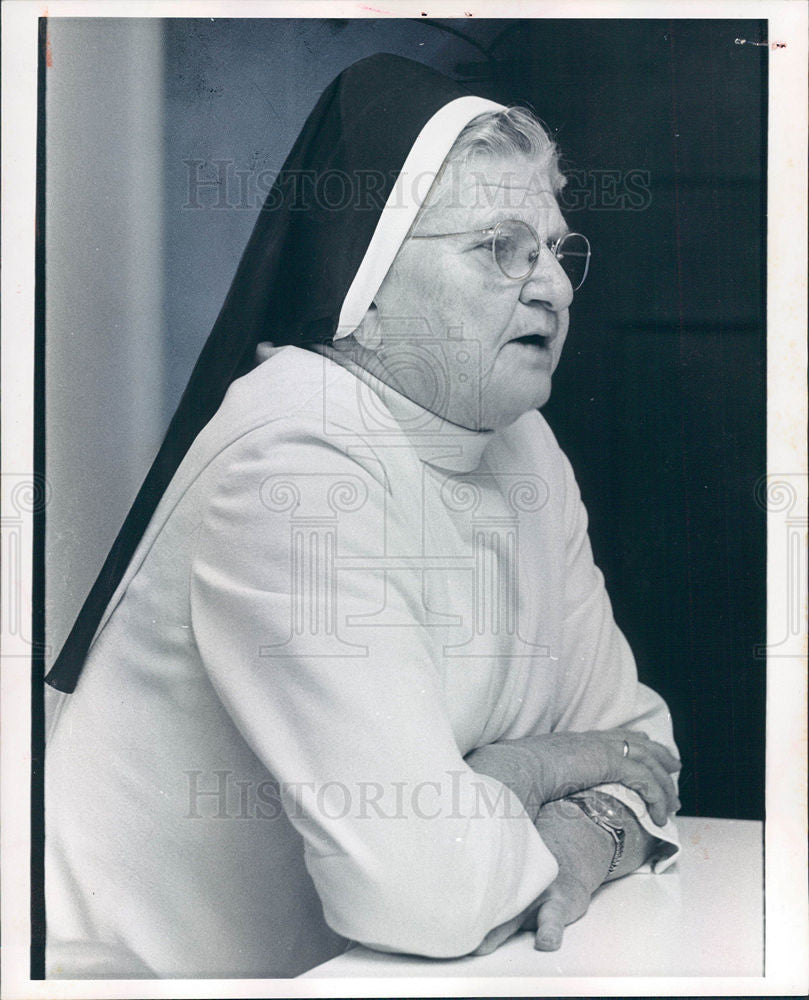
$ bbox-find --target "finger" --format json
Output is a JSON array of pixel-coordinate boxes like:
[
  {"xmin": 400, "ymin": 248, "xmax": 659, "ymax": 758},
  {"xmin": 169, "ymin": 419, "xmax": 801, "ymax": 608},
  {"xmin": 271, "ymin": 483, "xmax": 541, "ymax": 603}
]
[
  {"xmin": 639, "ymin": 738, "xmax": 682, "ymax": 774},
  {"xmin": 534, "ymin": 876, "xmax": 591, "ymax": 951},
  {"xmin": 631, "ymin": 764, "xmax": 675, "ymax": 823},
  {"xmin": 534, "ymin": 896, "xmax": 567, "ymax": 951},
  {"xmin": 610, "ymin": 729, "xmax": 681, "ymax": 773},
  {"xmin": 639, "ymin": 752, "xmax": 680, "ymax": 814},
  {"xmin": 616, "ymin": 738, "xmax": 680, "ymax": 814},
  {"xmin": 612, "ymin": 759, "xmax": 671, "ymax": 825},
  {"xmin": 473, "ymin": 903, "xmax": 537, "ymax": 956}
]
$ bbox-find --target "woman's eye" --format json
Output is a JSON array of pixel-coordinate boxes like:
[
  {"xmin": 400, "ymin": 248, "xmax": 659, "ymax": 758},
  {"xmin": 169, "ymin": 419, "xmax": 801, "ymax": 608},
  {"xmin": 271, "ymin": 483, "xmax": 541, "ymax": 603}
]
[{"xmin": 469, "ymin": 240, "xmax": 494, "ymax": 258}]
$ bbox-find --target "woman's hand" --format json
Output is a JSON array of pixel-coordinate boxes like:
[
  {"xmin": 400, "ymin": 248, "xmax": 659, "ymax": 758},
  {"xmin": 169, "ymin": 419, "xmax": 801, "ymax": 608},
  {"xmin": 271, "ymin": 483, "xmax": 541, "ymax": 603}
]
[
  {"xmin": 528, "ymin": 797, "xmax": 617, "ymax": 950},
  {"xmin": 472, "ymin": 794, "xmax": 615, "ymax": 956},
  {"xmin": 473, "ymin": 792, "xmax": 661, "ymax": 956},
  {"xmin": 465, "ymin": 727, "xmax": 680, "ymax": 826}
]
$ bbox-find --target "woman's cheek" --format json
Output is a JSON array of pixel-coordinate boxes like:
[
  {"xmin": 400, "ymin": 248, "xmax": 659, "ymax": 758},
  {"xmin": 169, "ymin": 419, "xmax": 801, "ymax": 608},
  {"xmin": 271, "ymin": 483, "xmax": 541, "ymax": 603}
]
[{"xmin": 550, "ymin": 323, "xmax": 568, "ymax": 371}]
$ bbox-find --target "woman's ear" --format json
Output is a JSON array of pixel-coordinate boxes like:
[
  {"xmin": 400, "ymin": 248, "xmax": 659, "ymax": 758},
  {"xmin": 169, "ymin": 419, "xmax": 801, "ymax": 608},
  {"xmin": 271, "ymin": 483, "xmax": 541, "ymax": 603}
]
[{"xmin": 351, "ymin": 302, "xmax": 383, "ymax": 350}]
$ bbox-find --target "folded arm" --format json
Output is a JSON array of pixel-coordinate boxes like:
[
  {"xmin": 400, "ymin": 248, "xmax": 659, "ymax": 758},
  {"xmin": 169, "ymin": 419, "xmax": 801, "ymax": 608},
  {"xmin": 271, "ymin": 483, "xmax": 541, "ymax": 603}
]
[
  {"xmin": 550, "ymin": 448, "xmax": 682, "ymax": 858},
  {"xmin": 466, "ymin": 741, "xmax": 674, "ymax": 953},
  {"xmin": 467, "ymin": 442, "xmax": 683, "ymax": 954},
  {"xmin": 190, "ymin": 418, "xmax": 563, "ymax": 958}
]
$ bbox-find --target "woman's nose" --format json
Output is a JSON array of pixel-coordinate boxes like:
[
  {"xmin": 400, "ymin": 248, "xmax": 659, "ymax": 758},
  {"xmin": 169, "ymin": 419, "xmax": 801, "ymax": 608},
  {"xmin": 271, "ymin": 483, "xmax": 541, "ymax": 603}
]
[{"xmin": 519, "ymin": 250, "xmax": 573, "ymax": 312}]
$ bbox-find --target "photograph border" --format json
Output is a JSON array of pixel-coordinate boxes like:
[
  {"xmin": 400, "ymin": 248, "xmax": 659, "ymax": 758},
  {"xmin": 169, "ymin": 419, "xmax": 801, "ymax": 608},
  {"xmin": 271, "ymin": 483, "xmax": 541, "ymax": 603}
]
[{"xmin": 2, "ymin": 1, "xmax": 806, "ymax": 997}]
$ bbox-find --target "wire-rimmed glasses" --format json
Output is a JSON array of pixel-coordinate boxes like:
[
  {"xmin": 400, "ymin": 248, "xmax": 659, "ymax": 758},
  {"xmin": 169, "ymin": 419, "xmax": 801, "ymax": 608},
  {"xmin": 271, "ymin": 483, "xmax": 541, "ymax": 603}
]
[{"xmin": 411, "ymin": 219, "xmax": 591, "ymax": 291}]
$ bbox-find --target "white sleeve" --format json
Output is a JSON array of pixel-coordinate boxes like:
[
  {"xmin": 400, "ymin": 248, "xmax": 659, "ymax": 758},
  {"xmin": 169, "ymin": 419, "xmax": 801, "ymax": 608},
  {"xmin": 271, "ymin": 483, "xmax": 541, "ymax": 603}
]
[
  {"xmin": 553, "ymin": 450, "xmax": 681, "ymax": 871},
  {"xmin": 189, "ymin": 418, "xmax": 559, "ymax": 957}
]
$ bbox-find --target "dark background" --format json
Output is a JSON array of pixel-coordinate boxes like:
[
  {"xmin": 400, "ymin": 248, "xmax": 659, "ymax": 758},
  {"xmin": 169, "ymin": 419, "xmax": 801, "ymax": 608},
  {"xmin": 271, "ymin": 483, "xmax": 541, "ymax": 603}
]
[
  {"xmin": 160, "ymin": 17, "xmax": 766, "ymax": 820},
  {"xmin": 531, "ymin": 21, "xmax": 767, "ymax": 822},
  {"xmin": 508, "ymin": 19, "xmax": 767, "ymax": 821}
]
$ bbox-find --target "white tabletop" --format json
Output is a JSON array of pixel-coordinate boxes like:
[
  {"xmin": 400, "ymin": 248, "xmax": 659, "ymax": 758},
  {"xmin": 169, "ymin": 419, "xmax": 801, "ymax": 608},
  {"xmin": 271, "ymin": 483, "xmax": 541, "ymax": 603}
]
[{"xmin": 302, "ymin": 816, "xmax": 763, "ymax": 979}]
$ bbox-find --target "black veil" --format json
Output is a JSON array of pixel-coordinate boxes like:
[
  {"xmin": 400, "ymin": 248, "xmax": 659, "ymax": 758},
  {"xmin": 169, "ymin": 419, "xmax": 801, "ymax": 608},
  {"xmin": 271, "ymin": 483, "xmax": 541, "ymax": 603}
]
[{"xmin": 46, "ymin": 53, "xmax": 497, "ymax": 692}]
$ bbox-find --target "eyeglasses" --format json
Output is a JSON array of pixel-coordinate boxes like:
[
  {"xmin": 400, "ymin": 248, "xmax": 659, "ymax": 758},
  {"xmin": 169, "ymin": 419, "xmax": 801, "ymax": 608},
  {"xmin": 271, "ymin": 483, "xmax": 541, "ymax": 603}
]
[{"xmin": 411, "ymin": 219, "xmax": 591, "ymax": 291}]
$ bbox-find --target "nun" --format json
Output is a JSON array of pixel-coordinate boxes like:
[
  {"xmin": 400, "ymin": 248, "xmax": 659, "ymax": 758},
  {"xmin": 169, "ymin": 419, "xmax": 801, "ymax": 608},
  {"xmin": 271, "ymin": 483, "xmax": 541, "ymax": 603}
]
[{"xmin": 44, "ymin": 54, "xmax": 681, "ymax": 979}]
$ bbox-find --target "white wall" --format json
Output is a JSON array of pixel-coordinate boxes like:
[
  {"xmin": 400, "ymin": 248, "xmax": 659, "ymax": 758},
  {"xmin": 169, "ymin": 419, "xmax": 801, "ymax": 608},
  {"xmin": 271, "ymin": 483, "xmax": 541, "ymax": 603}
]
[{"xmin": 45, "ymin": 19, "xmax": 166, "ymax": 667}]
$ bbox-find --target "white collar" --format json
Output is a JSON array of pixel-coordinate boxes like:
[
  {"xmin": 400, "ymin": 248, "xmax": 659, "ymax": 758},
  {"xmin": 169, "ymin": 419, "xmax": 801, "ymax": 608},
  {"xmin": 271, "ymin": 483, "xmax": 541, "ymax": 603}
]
[
  {"xmin": 335, "ymin": 354, "xmax": 496, "ymax": 474},
  {"xmin": 256, "ymin": 342, "xmax": 495, "ymax": 473}
]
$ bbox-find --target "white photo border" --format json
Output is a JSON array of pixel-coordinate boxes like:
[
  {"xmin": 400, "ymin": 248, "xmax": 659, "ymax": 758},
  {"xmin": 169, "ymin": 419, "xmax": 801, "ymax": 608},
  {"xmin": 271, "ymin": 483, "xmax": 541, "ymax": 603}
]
[{"xmin": 2, "ymin": 2, "xmax": 806, "ymax": 997}]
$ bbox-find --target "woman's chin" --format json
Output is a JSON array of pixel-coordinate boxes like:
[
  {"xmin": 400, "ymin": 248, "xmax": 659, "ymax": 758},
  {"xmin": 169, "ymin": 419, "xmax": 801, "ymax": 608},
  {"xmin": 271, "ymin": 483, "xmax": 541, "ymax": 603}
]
[{"xmin": 482, "ymin": 379, "xmax": 554, "ymax": 428}]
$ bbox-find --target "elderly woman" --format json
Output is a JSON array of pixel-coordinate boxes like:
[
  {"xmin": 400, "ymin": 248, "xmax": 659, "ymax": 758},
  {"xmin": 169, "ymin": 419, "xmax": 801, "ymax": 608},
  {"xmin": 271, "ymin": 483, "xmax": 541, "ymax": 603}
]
[{"xmin": 45, "ymin": 54, "xmax": 680, "ymax": 978}]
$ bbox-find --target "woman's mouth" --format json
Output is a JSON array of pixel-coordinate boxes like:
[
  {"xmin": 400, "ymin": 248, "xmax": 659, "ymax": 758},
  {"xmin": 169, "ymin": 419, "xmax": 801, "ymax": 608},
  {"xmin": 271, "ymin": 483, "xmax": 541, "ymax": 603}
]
[
  {"xmin": 512, "ymin": 333, "xmax": 548, "ymax": 347},
  {"xmin": 507, "ymin": 333, "xmax": 554, "ymax": 368},
  {"xmin": 510, "ymin": 333, "xmax": 554, "ymax": 354}
]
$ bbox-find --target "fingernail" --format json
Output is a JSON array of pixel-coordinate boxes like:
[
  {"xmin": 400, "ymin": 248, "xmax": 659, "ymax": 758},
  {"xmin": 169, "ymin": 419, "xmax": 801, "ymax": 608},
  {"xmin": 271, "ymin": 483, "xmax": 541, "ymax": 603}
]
[
  {"xmin": 674, "ymin": 798, "xmax": 682, "ymax": 812},
  {"xmin": 535, "ymin": 935, "xmax": 560, "ymax": 950}
]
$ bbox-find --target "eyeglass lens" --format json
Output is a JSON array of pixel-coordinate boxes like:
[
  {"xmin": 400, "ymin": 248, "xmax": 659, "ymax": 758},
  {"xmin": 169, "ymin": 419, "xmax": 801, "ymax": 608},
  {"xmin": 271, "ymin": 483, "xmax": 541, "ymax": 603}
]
[{"xmin": 493, "ymin": 220, "xmax": 590, "ymax": 290}]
